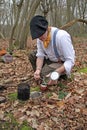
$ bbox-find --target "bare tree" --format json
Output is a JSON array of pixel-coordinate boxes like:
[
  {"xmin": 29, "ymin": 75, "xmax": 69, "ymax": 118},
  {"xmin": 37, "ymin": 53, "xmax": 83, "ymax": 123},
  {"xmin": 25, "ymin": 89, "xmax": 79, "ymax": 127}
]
[
  {"xmin": 9, "ymin": 0, "xmax": 24, "ymax": 51},
  {"xmin": 40, "ymin": 0, "xmax": 50, "ymax": 18},
  {"xmin": 0, "ymin": 0, "xmax": 87, "ymax": 50},
  {"xmin": 18, "ymin": 0, "xmax": 41, "ymax": 49}
]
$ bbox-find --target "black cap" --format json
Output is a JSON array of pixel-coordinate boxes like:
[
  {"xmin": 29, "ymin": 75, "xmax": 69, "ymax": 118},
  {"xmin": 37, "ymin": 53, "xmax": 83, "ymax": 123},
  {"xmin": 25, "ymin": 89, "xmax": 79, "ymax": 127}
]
[{"xmin": 30, "ymin": 15, "xmax": 48, "ymax": 40}]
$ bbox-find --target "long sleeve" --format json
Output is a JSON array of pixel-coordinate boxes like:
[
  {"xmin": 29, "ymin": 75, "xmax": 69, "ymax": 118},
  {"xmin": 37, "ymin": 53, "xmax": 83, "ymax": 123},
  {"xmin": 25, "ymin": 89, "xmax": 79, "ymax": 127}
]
[
  {"xmin": 36, "ymin": 39, "xmax": 45, "ymax": 58},
  {"xmin": 56, "ymin": 30, "xmax": 75, "ymax": 76}
]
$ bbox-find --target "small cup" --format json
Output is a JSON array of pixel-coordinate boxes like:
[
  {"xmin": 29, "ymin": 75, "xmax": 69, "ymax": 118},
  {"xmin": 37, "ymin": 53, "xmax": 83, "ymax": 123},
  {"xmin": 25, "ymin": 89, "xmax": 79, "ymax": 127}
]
[
  {"xmin": 40, "ymin": 83, "xmax": 47, "ymax": 91},
  {"xmin": 50, "ymin": 71, "xmax": 60, "ymax": 80}
]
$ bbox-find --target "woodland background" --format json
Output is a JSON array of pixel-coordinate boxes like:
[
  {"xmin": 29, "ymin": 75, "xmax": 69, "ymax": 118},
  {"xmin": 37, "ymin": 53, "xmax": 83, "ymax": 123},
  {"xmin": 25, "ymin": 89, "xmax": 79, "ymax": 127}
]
[
  {"xmin": 0, "ymin": 0, "xmax": 87, "ymax": 49},
  {"xmin": 0, "ymin": 0, "xmax": 87, "ymax": 130}
]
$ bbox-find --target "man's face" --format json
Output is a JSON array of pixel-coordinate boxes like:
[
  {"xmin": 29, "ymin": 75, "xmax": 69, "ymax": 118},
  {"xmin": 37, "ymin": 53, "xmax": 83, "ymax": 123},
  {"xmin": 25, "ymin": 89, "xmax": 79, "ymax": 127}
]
[{"xmin": 39, "ymin": 31, "xmax": 47, "ymax": 41}]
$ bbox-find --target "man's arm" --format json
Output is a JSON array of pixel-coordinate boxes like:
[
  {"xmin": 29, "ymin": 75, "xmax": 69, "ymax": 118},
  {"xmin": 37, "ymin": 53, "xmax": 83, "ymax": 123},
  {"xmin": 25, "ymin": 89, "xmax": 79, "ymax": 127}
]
[
  {"xmin": 56, "ymin": 31, "xmax": 75, "ymax": 76},
  {"xmin": 36, "ymin": 57, "xmax": 44, "ymax": 71},
  {"xmin": 55, "ymin": 64, "xmax": 65, "ymax": 75},
  {"xmin": 34, "ymin": 57, "xmax": 44, "ymax": 80}
]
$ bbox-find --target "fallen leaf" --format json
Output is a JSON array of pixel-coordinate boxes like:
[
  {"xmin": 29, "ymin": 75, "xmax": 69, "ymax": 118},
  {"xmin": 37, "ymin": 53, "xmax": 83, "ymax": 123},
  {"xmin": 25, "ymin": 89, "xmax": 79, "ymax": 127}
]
[
  {"xmin": 75, "ymin": 88, "xmax": 84, "ymax": 95},
  {"xmin": 0, "ymin": 110, "xmax": 4, "ymax": 119},
  {"xmin": 65, "ymin": 92, "xmax": 71, "ymax": 100},
  {"xmin": 14, "ymin": 111, "xmax": 24, "ymax": 119},
  {"xmin": 37, "ymin": 122, "xmax": 45, "ymax": 130},
  {"xmin": 57, "ymin": 101, "xmax": 65, "ymax": 108},
  {"xmin": 30, "ymin": 109, "xmax": 40, "ymax": 117},
  {"xmin": 19, "ymin": 115, "xmax": 27, "ymax": 123},
  {"xmin": 75, "ymin": 108, "xmax": 80, "ymax": 113},
  {"xmin": 83, "ymin": 79, "xmax": 87, "ymax": 85},
  {"xmin": 81, "ymin": 108, "xmax": 87, "ymax": 115},
  {"xmin": 49, "ymin": 93, "xmax": 58, "ymax": 100},
  {"xmin": 32, "ymin": 118, "xmax": 38, "ymax": 129},
  {"xmin": 46, "ymin": 104, "xmax": 56, "ymax": 109}
]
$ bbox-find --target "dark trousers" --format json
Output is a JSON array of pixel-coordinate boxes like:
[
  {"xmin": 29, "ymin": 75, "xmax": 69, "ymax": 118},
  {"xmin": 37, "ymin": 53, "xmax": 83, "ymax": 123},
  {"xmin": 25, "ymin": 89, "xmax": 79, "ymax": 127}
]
[{"xmin": 28, "ymin": 50, "xmax": 64, "ymax": 77}]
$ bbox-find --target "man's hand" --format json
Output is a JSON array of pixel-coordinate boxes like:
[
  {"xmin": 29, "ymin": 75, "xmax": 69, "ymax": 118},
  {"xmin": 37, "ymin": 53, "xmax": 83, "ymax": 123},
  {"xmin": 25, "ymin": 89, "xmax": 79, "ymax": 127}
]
[
  {"xmin": 46, "ymin": 73, "xmax": 58, "ymax": 86},
  {"xmin": 34, "ymin": 57, "xmax": 43, "ymax": 80},
  {"xmin": 34, "ymin": 69, "xmax": 41, "ymax": 80},
  {"xmin": 47, "ymin": 79, "xmax": 58, "ymax": 86}
]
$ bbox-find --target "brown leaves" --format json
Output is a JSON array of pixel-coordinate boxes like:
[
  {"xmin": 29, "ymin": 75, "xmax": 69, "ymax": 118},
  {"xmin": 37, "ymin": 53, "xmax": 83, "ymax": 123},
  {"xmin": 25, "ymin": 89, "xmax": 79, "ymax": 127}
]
[
  {"xmin": 81, "ymin": 108, "xmax": 87, "ymax": 115},
  {"xmin": 0, "ymin": 38, "xmax": 87, "ymax": 129}
]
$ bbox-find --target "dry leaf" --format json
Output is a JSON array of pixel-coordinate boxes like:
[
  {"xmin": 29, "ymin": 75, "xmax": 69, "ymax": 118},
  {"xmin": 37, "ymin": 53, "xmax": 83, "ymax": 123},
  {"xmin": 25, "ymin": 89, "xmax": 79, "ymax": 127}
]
[
  {"xmin": 14, "ymin": 111, "xmax": 24, "ymax": 119},
  {"xmin": 46, "ymin": 104, "xmax": 56, "ymax": 109},
  {"xmin": 81, "ymin": 108, "xmax": 87, "ymax": 115},
  {"xmin": 30, "ymin": 109, "xmax": 40, "ymax": 117},
  {"xmin": 0, "ymin": 110, "xmax": 4, "ymax": 119},
  {"xmin": 75, "ymin": 88, "xmax": 84, "ymax": 95},
  {"xmin": 83, "ymin": 79, "xmax": 87, "ymax": 85},
  {"xmin": 19, "ymin": 115, "xmax": 27, "ymax": 124},
  {"xmin": 32, "ymin": 118, "xmax": 38, "ymax": 129},
  {"xmin": 49, "ymin": 93, "xmax": 58, "ymax": 100},
  {"xmin": 57, "ymin": 101, "xmax": 65, "ymax": 108},
  {"xmin": 37, "ymin": 122, "xmax": 45, "ymax": 130},
  {"xmin": 75, "ymin": 108, "xmax": 80, "ymax": 113},
  {"xmin": 65, "ymin": 92, "xmax": 71, "ymax": 99}
]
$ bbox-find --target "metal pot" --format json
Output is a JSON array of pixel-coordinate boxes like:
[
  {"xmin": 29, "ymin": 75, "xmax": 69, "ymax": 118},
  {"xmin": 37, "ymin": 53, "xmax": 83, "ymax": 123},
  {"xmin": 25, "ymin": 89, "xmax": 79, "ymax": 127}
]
[{"xmin": 17, "ymin": 83, "xmax": 30, "ymax": 101}]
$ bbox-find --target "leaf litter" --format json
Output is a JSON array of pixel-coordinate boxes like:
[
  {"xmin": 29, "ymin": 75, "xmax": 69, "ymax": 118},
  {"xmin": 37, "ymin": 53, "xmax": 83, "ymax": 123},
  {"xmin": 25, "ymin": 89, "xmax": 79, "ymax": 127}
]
[{"xmin": 0, "ymin": 37, "xmax": 87, "ymax": 129}]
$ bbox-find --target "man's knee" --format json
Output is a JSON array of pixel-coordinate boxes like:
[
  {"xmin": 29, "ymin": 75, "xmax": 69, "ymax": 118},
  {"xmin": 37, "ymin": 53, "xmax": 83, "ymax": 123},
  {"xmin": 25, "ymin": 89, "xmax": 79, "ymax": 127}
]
[
  {"xmin": 28, "ymin": 50, "xmax": 37, "ymax": 71},
  {"xmin": 28, "ymin": 50, "xmax": 37, "ymax": 61}
]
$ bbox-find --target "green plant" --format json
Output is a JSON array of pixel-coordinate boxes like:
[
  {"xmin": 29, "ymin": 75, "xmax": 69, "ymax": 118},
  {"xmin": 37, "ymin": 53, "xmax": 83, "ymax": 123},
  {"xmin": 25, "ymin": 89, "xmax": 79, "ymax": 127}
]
[
  {"xmin": 8, "ymin": 92, "xmax": 17, "ymax": 101},
  {"xmin": 0, "ymin": 114, "xmax": 35, "ymax": 130},
  {"xmin": 58, "ymin": 91, "xmax": 68, "ymax": 99},
  {"xmin": 46, "ymin": 92, "xmax": 53, "ymax": 98},
  {"xmin": 20, "ymin": 121, "xmax": 35, "ymax": 130},
  {"xmin": 58, "ymin": 83, "xmax": 68, "ymax": 89},
  {"xmin": 1, "ymin": 113, "xmax": 19, "ymax": 130},
  {"xmin": 78, "ymin": 67, "xmax": 87, "ymax": 73},
  {"xmin": 30, "ymin": 86, "xmax": 40, "ymax": 92},
  {"xmin": 20, "ymin": 125, "xmax": 34, "ymax": 130}
]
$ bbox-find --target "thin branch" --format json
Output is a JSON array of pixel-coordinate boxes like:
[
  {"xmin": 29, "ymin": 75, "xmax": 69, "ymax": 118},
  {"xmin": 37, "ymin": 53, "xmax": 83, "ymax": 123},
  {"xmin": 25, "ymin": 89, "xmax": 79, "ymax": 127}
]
[{"xmin": 60, "ymin": 19, "xmax": 87, "ymax": 29}]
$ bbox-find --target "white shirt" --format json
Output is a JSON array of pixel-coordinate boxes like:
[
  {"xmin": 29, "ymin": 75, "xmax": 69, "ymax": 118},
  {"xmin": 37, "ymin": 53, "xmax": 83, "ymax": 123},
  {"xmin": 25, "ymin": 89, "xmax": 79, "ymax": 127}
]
[{"xmin": 36, "ymin": 27, "xmax": 75, "ymax": 76}]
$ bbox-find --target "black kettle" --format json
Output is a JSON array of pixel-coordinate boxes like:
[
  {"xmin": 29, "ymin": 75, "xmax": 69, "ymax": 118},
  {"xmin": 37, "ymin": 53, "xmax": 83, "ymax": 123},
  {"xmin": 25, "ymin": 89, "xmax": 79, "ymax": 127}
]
[{"xmin": 17, "ymin": 83, "xmax": 30, "ymax": 101}]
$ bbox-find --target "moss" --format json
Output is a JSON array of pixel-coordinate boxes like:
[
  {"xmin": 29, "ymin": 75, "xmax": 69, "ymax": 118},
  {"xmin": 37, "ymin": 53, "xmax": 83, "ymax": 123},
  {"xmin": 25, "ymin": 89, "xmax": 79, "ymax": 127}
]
[
  {"xmin": 58, "ymin": 83, "xmax": 68, "ymax": 89},
  {"xmin": 1, "ymin": 113, "xmax": 19, "ymax": 130},
  {"xmin": 20, "ymin": 120, "xmax": 35, "ymax": 130},
  {"xmin": 30, "ymin": 86, "xmax": 40, "ymax": 92},
  {"xmin": 20, "ymin": 125, "xmax": 34, "ymax": 130},
  {"xmin": 0, "ymin": 113, "xmax": 35, "ymax": 130},
  {"xmin": 8, "ymin": 92, "xmax": 17, "ymax": 101},
  {"xmin": 78, "ymin": 67, "xmax": 87, "ymax": 73},
  {"xmin": 58, "ymin": 91, "xmax": 68, "ymax": 99},
  {"xmin": 46, "ymin": 92, "xmax": 53, "ymax": 98}
]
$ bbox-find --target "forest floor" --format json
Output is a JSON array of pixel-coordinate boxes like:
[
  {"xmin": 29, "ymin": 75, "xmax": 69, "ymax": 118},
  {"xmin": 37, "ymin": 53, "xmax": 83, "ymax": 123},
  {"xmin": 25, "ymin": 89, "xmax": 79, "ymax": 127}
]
[{"xmin": 0, "ymin": 37, "xmax": 87, "ymax": 130}]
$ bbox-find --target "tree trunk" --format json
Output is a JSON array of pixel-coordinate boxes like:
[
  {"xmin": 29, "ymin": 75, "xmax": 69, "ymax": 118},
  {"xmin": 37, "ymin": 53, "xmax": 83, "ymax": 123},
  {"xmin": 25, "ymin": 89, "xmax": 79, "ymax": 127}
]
[
  {"xmin": 9, "ymin": 0, "xmax": 24, "ymax": 52},
  {"xmin": 16, "ymin": 0, "xmax": 30, "ymax": 41},
  {"xmin": 66, "ymin": 0, "xmax": 71, "ymax": 22},
  {"xmin": 19, "ymin": 0, "xmax": 41, "ymax": 49}
]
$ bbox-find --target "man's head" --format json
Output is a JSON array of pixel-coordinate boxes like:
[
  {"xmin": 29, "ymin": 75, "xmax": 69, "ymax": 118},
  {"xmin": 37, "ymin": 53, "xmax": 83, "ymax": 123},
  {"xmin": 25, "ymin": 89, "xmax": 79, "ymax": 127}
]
[{"xmin": 30, "ymin": 15, "xmax": 48, "ymax": 40}]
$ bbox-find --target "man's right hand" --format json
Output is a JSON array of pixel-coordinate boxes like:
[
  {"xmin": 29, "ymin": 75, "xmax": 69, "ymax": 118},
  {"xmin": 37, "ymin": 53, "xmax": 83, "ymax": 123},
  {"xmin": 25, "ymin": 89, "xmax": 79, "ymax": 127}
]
[{"xmin": 34, "ymin": 69, "xmax": 41, "ymax": 80}]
